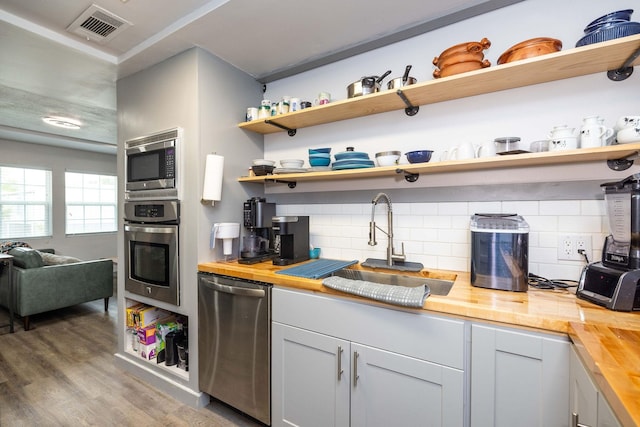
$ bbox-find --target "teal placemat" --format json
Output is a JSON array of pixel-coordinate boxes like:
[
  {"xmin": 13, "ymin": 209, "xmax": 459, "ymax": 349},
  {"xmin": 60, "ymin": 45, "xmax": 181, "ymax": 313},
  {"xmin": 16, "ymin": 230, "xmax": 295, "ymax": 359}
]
[{"xmin": 276, "ymin": 259, "xmax": 358, "ymax": 279}]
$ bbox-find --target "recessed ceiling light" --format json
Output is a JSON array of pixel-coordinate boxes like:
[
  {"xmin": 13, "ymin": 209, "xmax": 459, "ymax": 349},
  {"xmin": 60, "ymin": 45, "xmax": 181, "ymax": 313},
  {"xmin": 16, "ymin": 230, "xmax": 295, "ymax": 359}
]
[{"xmin": 42, "ymin": 116, "xmax": 82, "ymax": 129}]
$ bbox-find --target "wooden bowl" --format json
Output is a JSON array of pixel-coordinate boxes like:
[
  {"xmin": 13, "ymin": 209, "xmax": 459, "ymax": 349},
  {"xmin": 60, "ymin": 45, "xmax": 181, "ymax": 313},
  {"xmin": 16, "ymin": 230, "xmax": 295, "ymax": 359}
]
[
  {"xmin": 497, "ymin": 37, "xmax": 562, "ymax": 65},
  {"xmin": 433, "ymin": 59, "xmax": 491, "ymax": 79},
  {"xmin": 433, "ymin": 38, "xmax": 491, "ymax": 69}
]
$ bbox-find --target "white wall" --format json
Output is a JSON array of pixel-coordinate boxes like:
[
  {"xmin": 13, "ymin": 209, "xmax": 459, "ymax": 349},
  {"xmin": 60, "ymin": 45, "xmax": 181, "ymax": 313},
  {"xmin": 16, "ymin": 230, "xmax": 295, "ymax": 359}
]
[
  {"xmin": 0, "ymin": 138, "xmax": 117, "ymax": 259},
  {"xmin": 253, "ymin": 0, "xmax": 639, "ymax": 281}
]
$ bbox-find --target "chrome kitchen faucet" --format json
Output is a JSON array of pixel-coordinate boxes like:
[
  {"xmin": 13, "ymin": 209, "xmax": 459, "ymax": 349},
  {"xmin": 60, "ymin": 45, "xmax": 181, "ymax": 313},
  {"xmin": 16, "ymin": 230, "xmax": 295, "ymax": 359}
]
[{"xmin": 368, "ymin": 192, "xmax": 406, "ymax": 266}]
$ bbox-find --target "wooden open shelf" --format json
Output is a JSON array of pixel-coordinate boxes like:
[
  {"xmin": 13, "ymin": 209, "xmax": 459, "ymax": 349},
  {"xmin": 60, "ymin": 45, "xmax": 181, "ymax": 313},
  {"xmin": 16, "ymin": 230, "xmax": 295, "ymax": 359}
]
[
  {"xmin": 238, "ymin": 143, "xmax": 640, "ymax": 185},
  {"xmin": 238, "ymin": 34, "xmax": 640, "ymax": 136}
]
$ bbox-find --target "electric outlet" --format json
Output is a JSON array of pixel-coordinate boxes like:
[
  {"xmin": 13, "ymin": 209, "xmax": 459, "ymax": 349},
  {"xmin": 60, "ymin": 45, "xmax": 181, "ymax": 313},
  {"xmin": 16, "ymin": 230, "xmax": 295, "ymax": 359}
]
[{"xmin": 557, "ymin": 234, "xmax": 592, "ymax": 261}]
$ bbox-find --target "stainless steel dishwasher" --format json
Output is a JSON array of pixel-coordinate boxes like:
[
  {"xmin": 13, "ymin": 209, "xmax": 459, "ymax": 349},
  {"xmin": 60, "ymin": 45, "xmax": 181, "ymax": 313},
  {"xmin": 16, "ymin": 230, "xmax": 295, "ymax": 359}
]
[{"xmin": 198, "ymin": 273, "xmax": 271, "ymax": 425}]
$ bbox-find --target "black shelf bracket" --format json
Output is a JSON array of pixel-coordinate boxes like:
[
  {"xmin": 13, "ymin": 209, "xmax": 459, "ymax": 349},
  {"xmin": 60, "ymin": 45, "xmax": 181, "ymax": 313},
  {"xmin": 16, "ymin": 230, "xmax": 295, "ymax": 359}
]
[
  {"xmin": 607, "ymin": 45, "xmax": 640, "ymax": 81},
  {"xmin": 265, "ymin": 119, "xmax": 297, "ymax": 136},
  {"xmin": 395, "ymin": 89, "xmax": 420, "ymax": 116},
  {"xmin": 607, "ymin": 150, "xmax": 640, "ymax": 171},
  {"xmin": 396, "ymin": 168, "xmax": 419, "ymax": 182},
  {"xmin": 265, "ymin": 178, "xmax": 297, "ymax": 188}
]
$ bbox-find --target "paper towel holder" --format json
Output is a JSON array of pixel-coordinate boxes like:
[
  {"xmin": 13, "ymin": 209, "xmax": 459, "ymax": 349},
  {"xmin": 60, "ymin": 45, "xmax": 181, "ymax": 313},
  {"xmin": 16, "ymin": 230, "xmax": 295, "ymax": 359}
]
[{"xmin": 202, "ymin": 153, "xmax": 224, "ymax": 206}]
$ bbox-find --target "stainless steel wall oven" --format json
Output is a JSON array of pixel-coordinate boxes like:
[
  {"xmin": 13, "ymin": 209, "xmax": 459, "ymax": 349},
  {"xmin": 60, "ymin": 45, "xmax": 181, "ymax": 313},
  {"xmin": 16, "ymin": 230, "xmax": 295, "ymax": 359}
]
[{"xmin": 124, "ymin": 200, "xmax": 180, "ymax": 306}]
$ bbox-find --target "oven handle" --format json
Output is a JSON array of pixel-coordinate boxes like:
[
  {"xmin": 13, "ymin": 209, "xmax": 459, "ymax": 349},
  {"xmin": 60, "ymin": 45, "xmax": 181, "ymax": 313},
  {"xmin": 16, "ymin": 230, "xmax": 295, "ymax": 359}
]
[
  {"xmin": 201, "ymin": 278, "xmax": 266, "ymax": 298},
  {"xmin": 124, "ymin": 223, "xmax": 176, "ymax": 234}
]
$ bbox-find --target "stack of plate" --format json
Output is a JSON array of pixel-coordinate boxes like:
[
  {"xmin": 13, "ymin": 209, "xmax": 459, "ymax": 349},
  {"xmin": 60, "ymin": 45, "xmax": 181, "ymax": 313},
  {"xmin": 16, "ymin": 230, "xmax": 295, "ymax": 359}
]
[
  {"xmin": 332, "ymin": 149, "xmax": 375, "ymax": 170},
  {"xmin": 576, "ymin": 9, "xmax": 640, "ymax": 47}
]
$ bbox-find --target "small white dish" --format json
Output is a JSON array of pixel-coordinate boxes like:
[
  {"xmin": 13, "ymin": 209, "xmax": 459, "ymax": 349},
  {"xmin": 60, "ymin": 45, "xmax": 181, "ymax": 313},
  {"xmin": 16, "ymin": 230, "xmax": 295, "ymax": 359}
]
[
  {"xmin": 280, "ymin": 159, "xmax": 304, "ymax": 168},
  {"xmin": 252, "ymin": 159, "xmax": 276, "ymax": 166}
]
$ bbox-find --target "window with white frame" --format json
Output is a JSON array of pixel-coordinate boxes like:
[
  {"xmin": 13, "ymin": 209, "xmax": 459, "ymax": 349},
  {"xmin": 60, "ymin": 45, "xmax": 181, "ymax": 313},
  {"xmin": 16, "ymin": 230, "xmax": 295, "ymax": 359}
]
[
  {"xmin": 65, "ymin": 172, "xmax": 117, "ymax": 234},
  {"xmin": 0, "ymin": 166, "xmax": 52, "ymax": 239}
]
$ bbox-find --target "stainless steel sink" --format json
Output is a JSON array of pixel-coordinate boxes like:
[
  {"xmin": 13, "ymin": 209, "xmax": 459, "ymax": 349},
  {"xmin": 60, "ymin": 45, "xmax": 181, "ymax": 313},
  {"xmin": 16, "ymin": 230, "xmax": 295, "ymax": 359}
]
[{"xmin": 331, "ymin": 269, "xmax": 455, "ymax": 296}]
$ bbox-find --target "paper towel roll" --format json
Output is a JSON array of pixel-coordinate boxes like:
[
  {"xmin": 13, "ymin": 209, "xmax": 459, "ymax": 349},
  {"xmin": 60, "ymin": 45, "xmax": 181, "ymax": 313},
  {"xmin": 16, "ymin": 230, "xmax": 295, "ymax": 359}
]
[{"xmin": 202, "ymin": 154, "xmax": 224, "ymax": 204}]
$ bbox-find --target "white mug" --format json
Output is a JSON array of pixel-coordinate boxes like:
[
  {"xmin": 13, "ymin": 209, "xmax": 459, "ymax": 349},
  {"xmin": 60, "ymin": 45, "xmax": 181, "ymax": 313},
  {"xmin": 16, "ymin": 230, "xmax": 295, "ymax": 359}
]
[
  {"xmin": 450, "ymin": 142, "xmax": 476, "ymax": 160},
  {"xmin": 313, "ymin": 92, "xmax": 331, "ymax": 106},
  {"xmin": 246, "ymin": 107, "xmax": 258, "ymax": 121},
  {"xmin": 476, "ymin": 142, "xmax": 497, "ymax": 158},
  {"xmin": 289, "ymin": 97, "xmax": 301, "ymax": 112}
]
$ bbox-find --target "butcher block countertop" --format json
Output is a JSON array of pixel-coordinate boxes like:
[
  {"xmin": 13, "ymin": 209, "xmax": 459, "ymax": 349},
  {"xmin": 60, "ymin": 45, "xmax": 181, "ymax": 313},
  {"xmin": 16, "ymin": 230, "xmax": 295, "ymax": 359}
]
[{"xmin": 198, "ymin": 260, "xmax": 640, "ymax": 425}]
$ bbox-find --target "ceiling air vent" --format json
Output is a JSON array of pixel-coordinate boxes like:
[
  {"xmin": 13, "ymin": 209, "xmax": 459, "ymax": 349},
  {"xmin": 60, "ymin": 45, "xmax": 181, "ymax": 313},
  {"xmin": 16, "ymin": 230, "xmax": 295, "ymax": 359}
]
[{"xmin": 66, "ymin": 4, "xmax": 131, "ymax": 44}]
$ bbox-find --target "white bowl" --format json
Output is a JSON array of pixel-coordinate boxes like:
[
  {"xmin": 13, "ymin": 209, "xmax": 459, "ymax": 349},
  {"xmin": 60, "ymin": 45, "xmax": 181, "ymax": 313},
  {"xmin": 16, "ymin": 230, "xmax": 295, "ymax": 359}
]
[
  {"xmin": 280, "ymin": 159, "xmax": 304, "ymax": 168},
  {"xmin": 616, "ymin": 126, "xmax": 640, "ymax": 144},
  {"xmin": 253, "ymin": 159, "xmax": 276, "ymax": 166},
  {"xmin": 375, "ymin": 154, "xmax": 400, "ymax": 166}
]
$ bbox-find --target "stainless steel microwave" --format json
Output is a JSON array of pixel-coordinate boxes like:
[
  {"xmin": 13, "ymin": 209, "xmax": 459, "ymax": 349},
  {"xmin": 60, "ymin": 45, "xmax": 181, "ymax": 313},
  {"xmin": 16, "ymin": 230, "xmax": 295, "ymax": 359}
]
[{"xmin": 125, "ymin": 128, "xmax": 181, "ymax": 200}]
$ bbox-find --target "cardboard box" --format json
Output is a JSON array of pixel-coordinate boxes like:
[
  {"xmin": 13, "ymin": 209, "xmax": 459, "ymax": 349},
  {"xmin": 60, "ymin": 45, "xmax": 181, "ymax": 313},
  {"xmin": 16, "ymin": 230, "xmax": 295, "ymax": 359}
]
[
  {"xmin": 137, "ymin": 325, "xmax": 156, "ymax": 345},
  {"xmin": 139, "ymin": 342, "xmax": 157, "ymax": 361},
  {"xmin": 134, "ymin": 306, "xmax": 170, "ymax": 329},
  {"xmin": 126, "ymin": 303, "xmax": 147, "ymax": 328}
]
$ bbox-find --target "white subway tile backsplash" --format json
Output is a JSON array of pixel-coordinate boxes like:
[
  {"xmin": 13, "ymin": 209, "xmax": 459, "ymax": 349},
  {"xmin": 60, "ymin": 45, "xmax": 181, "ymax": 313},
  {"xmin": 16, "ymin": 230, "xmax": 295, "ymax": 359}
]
[
  {"xmin": 411, "ymin": 202, "xmax": 438, "ymax": 215},
  {"xmin": 502, "ymin": 200, "xmax": 539, "ymax": 215},
  {"xmin": 468, "ymin": 201, "xmax": 502, "ymax": 214},
  {"xmin": 539, "ymin": 200, "xmax": 581, "ymax": 216},
  {"xmin": 557, "ymin": 215, "xmax": 602, "ymax": 233},
  {"xmin": 438, "ymin": 202, "xmax": 469, "ymax": 215},
  {"xmin": 278, "ymin": 199, "xmax": 605, "ymax": 281},
  {"xmin": 581, "ymin": 199, "xmax": 604, "ymax": 216}
]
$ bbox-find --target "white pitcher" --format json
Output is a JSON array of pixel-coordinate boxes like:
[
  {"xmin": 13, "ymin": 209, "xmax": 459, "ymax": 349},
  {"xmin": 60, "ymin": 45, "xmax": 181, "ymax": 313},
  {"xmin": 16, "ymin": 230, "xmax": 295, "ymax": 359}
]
[
  {"xmin": 450, "ymin": 142, "xmax": 476, "ymax": 160},
  {"xmin": 580, "ymin": 116, "xmax": 614, "ymax": 148}
]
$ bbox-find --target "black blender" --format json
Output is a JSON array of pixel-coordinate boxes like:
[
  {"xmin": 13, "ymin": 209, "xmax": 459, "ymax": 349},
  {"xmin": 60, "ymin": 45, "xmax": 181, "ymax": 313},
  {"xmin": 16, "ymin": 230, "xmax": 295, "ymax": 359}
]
[
  {"xmin": 577, "ymin": 174, "xmax": 640, "ymax": 311},
  {"xmin": 239, "ymin": 197, "xmax": 276, "ymax": 264}
]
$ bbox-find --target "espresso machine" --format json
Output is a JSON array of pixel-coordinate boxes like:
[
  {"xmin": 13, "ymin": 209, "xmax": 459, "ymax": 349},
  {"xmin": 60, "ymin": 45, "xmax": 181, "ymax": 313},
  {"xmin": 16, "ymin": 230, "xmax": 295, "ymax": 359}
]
[
  {"xmin": 239, "ymin": 197, "xmax": 276, "ymax": 264},
  {"xmin": 577, "ymin": 174, "xmax": 640, "ymax": 311},
  {"xmin": 272, "ymin": 216, "xmax": 309, "ymax": 266}
]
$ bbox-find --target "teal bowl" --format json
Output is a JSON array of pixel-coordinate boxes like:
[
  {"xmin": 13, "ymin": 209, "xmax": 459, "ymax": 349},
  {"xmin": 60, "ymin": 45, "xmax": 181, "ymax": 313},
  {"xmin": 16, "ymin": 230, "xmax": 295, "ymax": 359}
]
[
  {"xmin": 309, "ymin": 157, "xmax": 331, "ymax": 167},
  {"xmin": 309, "ymin": 148, "xmax": 331, "ymax": 155}
]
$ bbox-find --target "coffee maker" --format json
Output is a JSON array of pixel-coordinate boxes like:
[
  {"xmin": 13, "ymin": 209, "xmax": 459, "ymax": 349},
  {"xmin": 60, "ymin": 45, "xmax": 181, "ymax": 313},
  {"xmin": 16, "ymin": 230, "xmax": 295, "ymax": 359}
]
[
  {"xmin": 577, "ymin": 174, "xmax": 640, "ymax": 311},
  {"xmin": 272, "ymin": 216, "xmax": 309, "ymax": 266},
  {"xmin": 239, "ymin": 197, "xmax": 276, "ymax": 264}
]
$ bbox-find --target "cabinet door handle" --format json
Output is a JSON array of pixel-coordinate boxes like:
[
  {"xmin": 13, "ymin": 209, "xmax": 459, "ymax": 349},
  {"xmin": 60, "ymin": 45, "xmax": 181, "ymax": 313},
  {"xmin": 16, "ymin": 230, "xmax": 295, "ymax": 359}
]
[
  {"xmin": 337, "ymin": 346, "xmax": 344, "ymax": 380},
  {"xmin": 353, "ymin": 351, "xmax": 359, "ymax": 386},
  {"xmin": 572, "ymin": 412, "xmax": 591, "ymax": 427}
]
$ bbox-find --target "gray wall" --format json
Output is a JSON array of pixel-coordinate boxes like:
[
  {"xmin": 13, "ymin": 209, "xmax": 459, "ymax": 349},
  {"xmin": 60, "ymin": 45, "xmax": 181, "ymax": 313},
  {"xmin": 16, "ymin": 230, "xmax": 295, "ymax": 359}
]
[
  {"xmin": 0, "ymin": 138, "xmax": 117, "ymax": 259},
  {"xmin": 116, "ymin": 47, "xmax": 264, "ymax": 399}
]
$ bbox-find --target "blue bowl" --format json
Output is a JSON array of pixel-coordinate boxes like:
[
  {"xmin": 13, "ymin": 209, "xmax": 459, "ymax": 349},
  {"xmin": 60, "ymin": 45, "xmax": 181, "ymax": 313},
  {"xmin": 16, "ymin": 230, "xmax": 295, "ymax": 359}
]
[
  {"xmin": 309, "ymin": 157, "xmax": 331, "ymax": 167},
  {"xmin": 309, "ymin": 147, "xmax": 331, "ymax": 154},
  {"xmin": 584, "ymin": 9, "xmax": 633, "ymax": 30},
  {"xmin": 309, "ymin": 153, "xmax": 331, "ymax": 158},
  {"xmin": 405, "ymin": 150, "xmax": 433, "ymax": 163}
]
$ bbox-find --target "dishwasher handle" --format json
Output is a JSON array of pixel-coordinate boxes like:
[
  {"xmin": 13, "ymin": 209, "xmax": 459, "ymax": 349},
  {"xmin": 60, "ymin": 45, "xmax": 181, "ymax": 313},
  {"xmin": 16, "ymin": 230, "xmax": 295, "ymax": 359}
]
[{"xmin": 201, "ymin": 277, "xmax": 266, "ymax": 298}]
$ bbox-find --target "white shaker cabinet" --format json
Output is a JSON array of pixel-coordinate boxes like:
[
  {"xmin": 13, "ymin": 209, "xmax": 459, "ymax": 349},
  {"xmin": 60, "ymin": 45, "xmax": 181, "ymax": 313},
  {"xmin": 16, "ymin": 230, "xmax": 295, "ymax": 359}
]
[
  {"xmin": 350, "ymin": 342, "xmax": 464, "ymax": 427},
  {"xmin": 470, "ymin": 323, "xmax": 570, "ymax": 427},
  {"xmin": 569, "ymin": 346, "xmax": 621, "ymax": 427},
  {"xmin": 272, "ymin": 323, "xmax": 350, "ymax": 427},
  {"xmin": 272, "ymin": 288, "xmax": 466, "ymax": 427}
]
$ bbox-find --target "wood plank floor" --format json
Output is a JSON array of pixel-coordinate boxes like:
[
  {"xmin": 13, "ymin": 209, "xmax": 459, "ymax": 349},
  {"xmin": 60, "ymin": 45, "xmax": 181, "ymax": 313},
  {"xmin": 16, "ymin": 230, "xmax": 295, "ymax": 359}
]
[{"xmin": 0, "ymin": 298, "xmax": 263, "ymax": 426}]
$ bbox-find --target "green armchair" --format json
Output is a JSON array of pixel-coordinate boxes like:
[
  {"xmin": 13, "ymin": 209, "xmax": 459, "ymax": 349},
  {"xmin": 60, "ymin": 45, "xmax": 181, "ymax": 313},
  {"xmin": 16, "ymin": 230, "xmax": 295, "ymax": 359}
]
[{"xmin": 0, "ymin": 248, "xmax": 113, "ymax": 331}]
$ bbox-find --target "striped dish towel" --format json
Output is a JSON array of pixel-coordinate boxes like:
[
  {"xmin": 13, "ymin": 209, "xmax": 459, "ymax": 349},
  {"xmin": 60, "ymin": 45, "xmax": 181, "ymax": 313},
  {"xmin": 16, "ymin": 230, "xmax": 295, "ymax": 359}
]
[{"xmin": 322, "ymin": 276, "xmax": 430, "ymax": 308}]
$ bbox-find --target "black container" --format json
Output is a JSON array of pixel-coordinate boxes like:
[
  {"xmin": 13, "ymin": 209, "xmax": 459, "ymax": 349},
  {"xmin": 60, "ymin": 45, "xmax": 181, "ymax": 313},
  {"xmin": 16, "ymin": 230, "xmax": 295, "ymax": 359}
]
[
  {"xmin": 470, "ymin": 214, "xmax": 529, "ymax": 292},
  {"xmin": 165, "ymin": 331, "xmax": 179, "ymax": 366}
]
